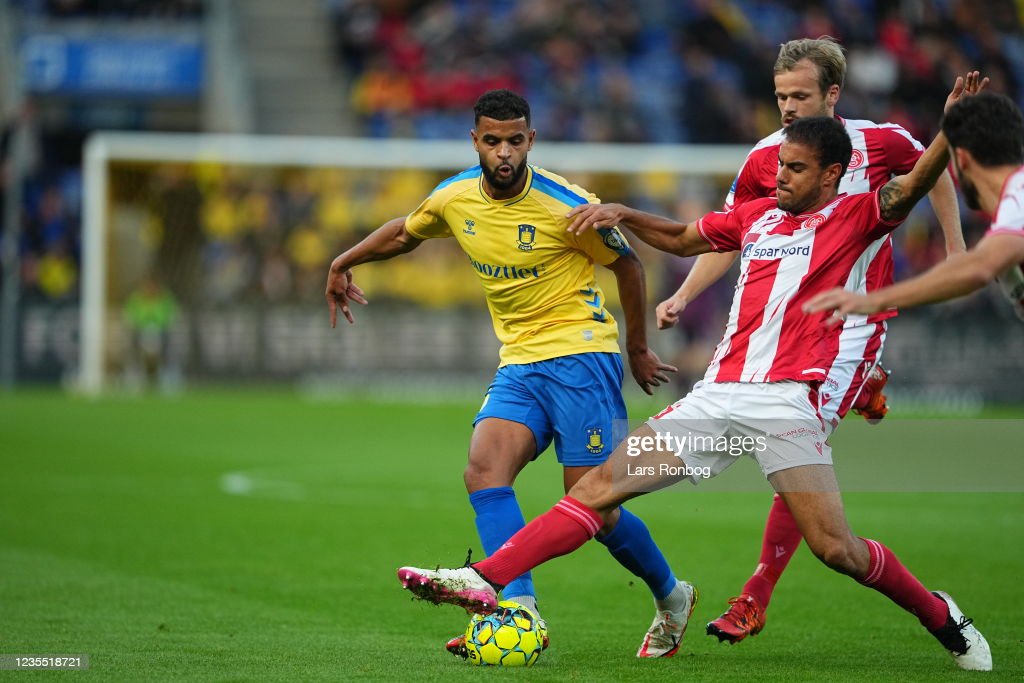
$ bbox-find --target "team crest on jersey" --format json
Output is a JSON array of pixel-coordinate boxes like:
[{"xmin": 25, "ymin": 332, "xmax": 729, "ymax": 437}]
[
  {"xmin": 601, "ymin": 227, "xmax": 627, "ymax": 253},
  {"xmin": 586, "ymin": 427, "xmax": 604, "ymax": 454},
  {"xmin": 801, "ymin": 213, "xmax": 826, "ymax": 230},
  {"xmin": 517, "ymin": 224, "xmax": 536, "ymax": 251},
  {"xmin": 848, "ymin": 149, "xmax": 865, "ymax": 170}
]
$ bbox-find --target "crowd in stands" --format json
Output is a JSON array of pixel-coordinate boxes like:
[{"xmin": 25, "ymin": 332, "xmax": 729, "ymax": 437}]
[
  {"xmin": 328, "ymin": 0, "xmax": 1023, "ymax": 145},
  {"xmin": 13, "ymin": 0, "xmax": 202, "ymax": 19},
  {"xmin": 6, "ymin": 0, "xmax": 1022, "ymax": 335}
]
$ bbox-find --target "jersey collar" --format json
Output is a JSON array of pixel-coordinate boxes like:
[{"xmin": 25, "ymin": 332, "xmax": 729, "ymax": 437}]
[
  {"xmin": 479, "ymin": 166, "xmax": 534, "ymax": 206},
  {"xmin": 790, "ymin": 193, "xmax": 847, "ymax": 220}
]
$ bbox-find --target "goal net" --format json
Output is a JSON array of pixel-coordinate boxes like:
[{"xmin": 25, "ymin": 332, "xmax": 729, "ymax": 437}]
[{"xmin": 79, "ymin": 132, "xmax": 751, "ymax": 394}]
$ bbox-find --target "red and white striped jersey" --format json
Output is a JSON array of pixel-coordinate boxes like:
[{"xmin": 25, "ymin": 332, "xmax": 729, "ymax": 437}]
[
  {"xmin": 988, "ymin": 165, "xmax": 1024, "ymax": 239},
  {"xmin": 989, "ymin": 165, "xmax": 1024, "ymax": 321},
  {"xmin": 697, "ymin": 191, "xmax": 902, "ymax": 384},
  {"xmin": 724, "ymin": 117, "xmax": 926, "ymax": 326}
]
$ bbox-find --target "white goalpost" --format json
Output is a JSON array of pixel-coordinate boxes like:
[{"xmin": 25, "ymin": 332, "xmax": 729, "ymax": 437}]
[{"xmin": 81, "ymin": 132, "xmax": 749, "ymax": 394}]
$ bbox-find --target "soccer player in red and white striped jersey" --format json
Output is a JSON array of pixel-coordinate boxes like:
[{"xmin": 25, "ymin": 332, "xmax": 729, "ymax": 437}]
[
  {"xmin": 398, "ymin": 74, "xmax": 992, "ymax": 672},
  {"xmin": 806, "ymin": 92, "xmax": 1024, "ymax": 321},
  {"xmin": 656, "ymin": 38, "xmax": 966, "ymax": 643}
]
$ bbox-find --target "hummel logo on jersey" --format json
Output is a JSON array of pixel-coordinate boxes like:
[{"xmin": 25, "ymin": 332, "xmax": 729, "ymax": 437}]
[{"xmin": 463, "ymin": 219, "xmax": 476, "ymax": 235}]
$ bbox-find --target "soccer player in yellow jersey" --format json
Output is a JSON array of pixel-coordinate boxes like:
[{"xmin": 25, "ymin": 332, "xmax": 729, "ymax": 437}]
[{"xmin": 325, "ymin": 90, "xmax": 696, "ymax": 658}]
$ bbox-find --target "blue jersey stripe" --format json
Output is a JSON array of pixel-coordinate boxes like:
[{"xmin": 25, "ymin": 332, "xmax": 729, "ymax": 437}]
[
  {"xmin": 532, "ymin": 170, "xmax": 588, "ymax": 207},
  {"xmin": 432, "ymin": 166, "xmax": 482, "ymax": 194}
]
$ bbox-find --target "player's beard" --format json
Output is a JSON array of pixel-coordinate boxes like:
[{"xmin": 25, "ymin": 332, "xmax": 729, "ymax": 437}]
[
  {"xmin": 960, "ymin": 175, "xmax": 981, "ymax": 211},
  {"xmin": 776, "ymin": 186, "xmax": 806, "ymax": 213},
  {"xmin": 481, "ymin": 158, "xmax": 528, "ymax": 191}
]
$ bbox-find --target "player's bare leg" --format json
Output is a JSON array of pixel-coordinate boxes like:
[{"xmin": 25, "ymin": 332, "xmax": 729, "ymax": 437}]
[
  {"xmin": 402, "ymin": 424, "xmax": 699, "ymax": 656},
  {"xmin": 768, "ymin": 464, "xmax": 991, "ymax": 671},
  {"xmin": 443, "ymin": 418, "xmax": 541, "ymax": 657},
  {"xmin": 464, "ymin": 417, "xmax": 537, "ymax": 493}
]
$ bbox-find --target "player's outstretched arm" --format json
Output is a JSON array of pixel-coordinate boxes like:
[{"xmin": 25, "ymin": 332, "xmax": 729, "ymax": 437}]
[
  {"xmin": 656, "ymin": 251, "xmax": 737, "ymax": 329},
  {"xmin": 605, "ymin": 251, "xmax": 677, "ymax": 394},
  {"xmin": 878, "ymin": 72, "xmax": 988, "ymax": 224},
  {"xmin": 565, "ymin": 203, "xmax": 712, "ymax": 257},
  {"xmin": 928, "ymin": 171, "xmax": 967, "ymax": 255},
  {"xmin": 325, "ymin": 216, "xmax": 423, "ymax": 326},
  {"xmin": 804, "ymin": 233, "xmax": 1024, "ymax": 322}
]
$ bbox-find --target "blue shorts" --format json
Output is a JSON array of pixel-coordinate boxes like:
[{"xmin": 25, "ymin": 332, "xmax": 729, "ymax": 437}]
[{"xmin": 474, "ymin": 352, "xmax": 627, "ymax": 466}]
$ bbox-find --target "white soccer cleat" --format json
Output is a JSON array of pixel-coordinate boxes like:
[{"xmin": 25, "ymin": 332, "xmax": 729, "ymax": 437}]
[
  {"xmin": 930, "ymin": 591, "xmax": 992, "ymax": 671},
  {"xmin": 637, "ymin": 580, "xmax": 699, "ymax": 658},
  {"xmin": 397, "ymin": 566, "xmax": 498, "ymax": 614}
]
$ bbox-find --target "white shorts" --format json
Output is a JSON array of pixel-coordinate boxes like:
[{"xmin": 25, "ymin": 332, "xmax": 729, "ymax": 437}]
[
  {"xmin": 646, "ymin": 381, "xmax": 832, "ymax": 484},
  {"xmin": 819, "ymin": 321, "xmax": 887, "ymax": 427}
]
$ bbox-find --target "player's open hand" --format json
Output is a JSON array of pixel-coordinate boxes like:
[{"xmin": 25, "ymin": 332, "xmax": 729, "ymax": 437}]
[
  {"xmin": 802, "ymin": 288, "xmax": 883, "ymax": 326},
  {"xmin": 565, "ymin": 203, "xmax": 628, "ymax": 236},
  {"xmin": 945, "ymin": 71, "xmax": 989, "ymax": 113},
  {"xmin": 326, "ymin": 258, "xmax": 368, "ymax": 326},
  {"xmin": 655, "ymin": 294, "xmax": 688, "ymax": 330},
  {"xmin": 628, "ymin": 347, "xmax": 677, "ymax": 395}
]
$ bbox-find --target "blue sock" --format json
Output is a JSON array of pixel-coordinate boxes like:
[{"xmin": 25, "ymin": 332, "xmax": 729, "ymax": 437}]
[
  {"xmin": 469, "ymin": 486, "xmax": 536, "ymax": 600},
  {"xmin": 597, "ymin": 506, "xmax": 677, "ymax": 600}
]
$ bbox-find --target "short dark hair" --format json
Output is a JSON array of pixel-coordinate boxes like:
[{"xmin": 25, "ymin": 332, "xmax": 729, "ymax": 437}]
[
  {"xmin": 783, "ymin": 116, "xmax": 853, "ymax": 182},
  {"xmin": 474, "ymin": 89, "xmax": 531, "ymax": 127},
  {"xmin": 942, "ymin": 92, "xmax": 1024, "ymax": 167}
]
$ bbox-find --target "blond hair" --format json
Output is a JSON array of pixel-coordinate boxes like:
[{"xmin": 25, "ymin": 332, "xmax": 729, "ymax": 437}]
[{"xmin": 774, "ymin": 37, "xmax": 847, "ymax": 92}]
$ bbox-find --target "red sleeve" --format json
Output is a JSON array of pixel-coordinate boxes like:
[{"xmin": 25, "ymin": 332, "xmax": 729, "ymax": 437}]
[
  {"xmin": 726, "ymin": 147, "xmax": 777, "ymax": 209},
  {"xmin": 696, "ymin": 207, "xmax": 746, "ymax": 252},
  {"xmin": 863, "ymin": 189, "xmax": 906, "ymax": 240},
  {"xmin": 878, "ymin": 125, "xmax": 925, "ymax": 175}
]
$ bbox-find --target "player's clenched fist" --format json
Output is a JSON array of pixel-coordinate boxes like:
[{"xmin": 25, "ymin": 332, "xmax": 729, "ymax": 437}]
[{"xmin": 656, "ymin": 295, "xmax": 688, "ymax": 330}]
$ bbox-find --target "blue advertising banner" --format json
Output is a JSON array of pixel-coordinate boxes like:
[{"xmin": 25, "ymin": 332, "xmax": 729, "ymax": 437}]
[{"xmin": 21, "ymin": 31, "xmax": 203, "ymax": 97}]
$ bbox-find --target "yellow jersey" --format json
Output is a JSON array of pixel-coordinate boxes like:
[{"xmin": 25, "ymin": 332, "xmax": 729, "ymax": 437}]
[{"xmin": 405, "ymin": 165, "xmax": 632, "ymax": 366}]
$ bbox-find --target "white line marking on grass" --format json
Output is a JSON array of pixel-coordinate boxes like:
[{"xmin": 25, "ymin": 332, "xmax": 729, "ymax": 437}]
[
  {"xmin": 219, "ymin": 471, "xmax": 307, "ymax": 501},
  {"xmin": 217, "ymin": 468, "xmax": 464, "ymax": 509}
]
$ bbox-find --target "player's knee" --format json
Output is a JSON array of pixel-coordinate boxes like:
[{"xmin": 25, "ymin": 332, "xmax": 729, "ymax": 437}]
[
  {"xmin": 566, "ymin": 464, "xmax": 617, "ymax": 513},
  {"xmin": 808, "ymin": 535, "xmax": 860, "ymax": 575},
  {"xmin": 463, "ymin": 459, "xmax": 511, "ymax": 492}
]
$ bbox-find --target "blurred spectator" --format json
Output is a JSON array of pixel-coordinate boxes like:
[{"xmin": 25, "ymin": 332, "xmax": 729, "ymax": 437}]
[
  {"xmin": 16, "ymin": 0, "xmax": 203, "ymax": 18},
  {"xmin": 121, "ymin": 275, "xmax": 180, "ymax": 391}
]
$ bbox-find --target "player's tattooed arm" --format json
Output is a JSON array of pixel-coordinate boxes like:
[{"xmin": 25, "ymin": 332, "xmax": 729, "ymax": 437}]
[
  {"xmin": 878, "ymin": 71, "xmax": 988, "ymax": 224},
  {"xmin": 877, "ymin": 181, "xmax": 912, "ymax": 224}
]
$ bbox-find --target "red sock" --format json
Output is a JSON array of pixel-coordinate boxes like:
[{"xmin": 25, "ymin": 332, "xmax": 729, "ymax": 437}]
[
  {"xmin": 473, "ymin": 496, "xmax": 601, "ymax": 587},
  {"xmin": 741, "ymin": 494, "xmax": 802, "ymax": 609},
  {"xmin": 859, "ymin": 538, "xmax": 949, "ymax": 631}
]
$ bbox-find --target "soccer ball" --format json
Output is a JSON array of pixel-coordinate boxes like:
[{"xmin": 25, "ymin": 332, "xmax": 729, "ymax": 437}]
[{"xmin": 464, "ymin": 601, "xmax": 543, "ymax": 667}]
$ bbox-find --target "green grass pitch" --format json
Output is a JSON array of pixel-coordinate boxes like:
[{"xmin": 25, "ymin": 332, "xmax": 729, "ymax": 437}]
[{"xmin": 1, "ymin": 390, "xmax": 1021, "ymax": 681}]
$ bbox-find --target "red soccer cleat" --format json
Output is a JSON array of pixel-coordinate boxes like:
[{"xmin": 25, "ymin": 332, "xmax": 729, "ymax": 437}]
[
  {"xmin": 445, "ymin": 634, "xmax": 469, "ymax": 659},
  {"xmin": 852, "ymin": 364, "xmax": 890, "ymax": 423},
  {"xmin": 706, "ymin": 593, "xmax": 767, "ymax": 644}
]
